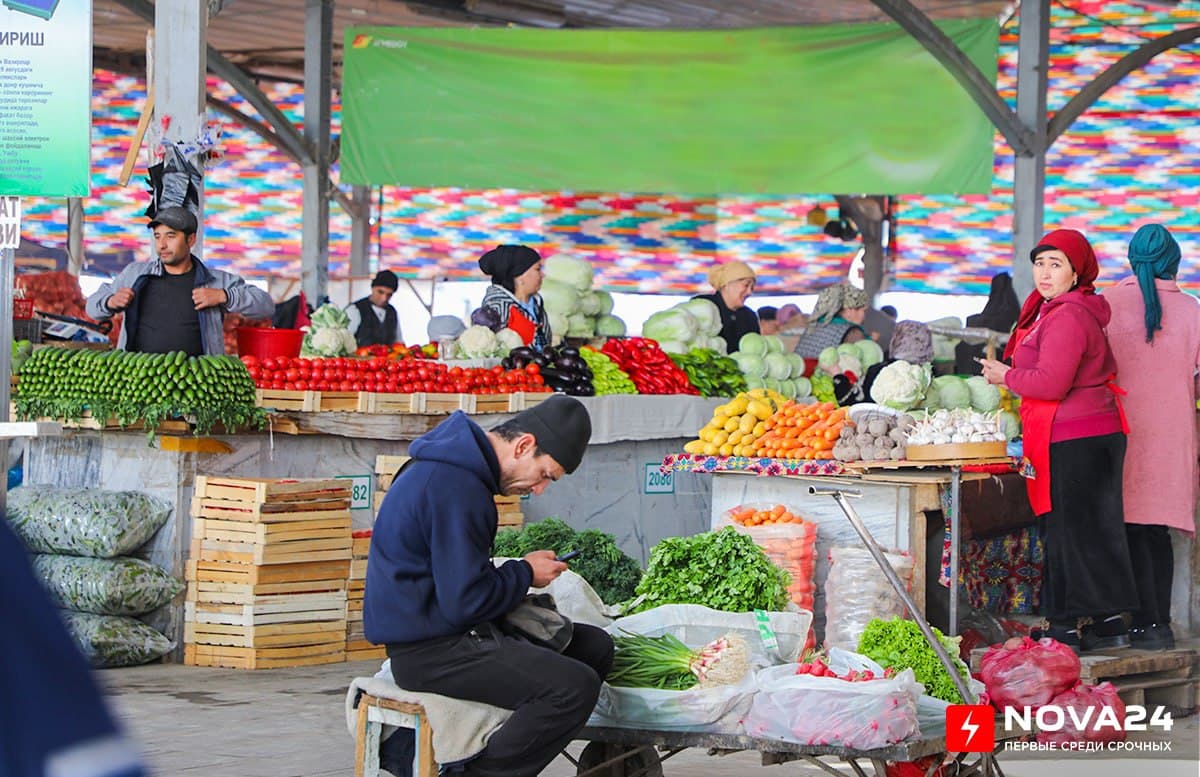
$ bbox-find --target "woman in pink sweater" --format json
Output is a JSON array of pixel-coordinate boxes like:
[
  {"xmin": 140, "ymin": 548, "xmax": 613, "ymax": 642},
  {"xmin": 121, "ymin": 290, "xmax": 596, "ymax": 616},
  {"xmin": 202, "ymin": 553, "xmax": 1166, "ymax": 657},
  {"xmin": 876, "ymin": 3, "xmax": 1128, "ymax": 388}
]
[
  {"xmin": 979, "ymin": 229, "xmax": 1137, "ymax": 652},
  {"xmin": 1105, "ymin": 224, "xmax": 1200, "ymax": 650}
]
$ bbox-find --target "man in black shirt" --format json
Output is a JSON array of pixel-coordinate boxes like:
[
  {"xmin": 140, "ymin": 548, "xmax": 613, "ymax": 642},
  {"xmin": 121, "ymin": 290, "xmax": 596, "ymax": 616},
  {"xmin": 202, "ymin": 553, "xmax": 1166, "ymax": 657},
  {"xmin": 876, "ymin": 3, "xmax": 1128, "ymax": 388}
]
[
  {"xmin": 86, "ymin": 207, "xmax": 275, "ymax": 356},
  {"xmin": 346, "ymin": 270, "xmax": 401, "ymax": 347}
]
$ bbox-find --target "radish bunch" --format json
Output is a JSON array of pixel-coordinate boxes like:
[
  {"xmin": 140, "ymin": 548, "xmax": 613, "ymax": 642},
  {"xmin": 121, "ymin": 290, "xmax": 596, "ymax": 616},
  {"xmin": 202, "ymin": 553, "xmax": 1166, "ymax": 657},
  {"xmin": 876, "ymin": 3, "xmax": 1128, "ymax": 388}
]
[{"xmin": 793, "ymin": 655, "xmax": 897, "ymax": 682}]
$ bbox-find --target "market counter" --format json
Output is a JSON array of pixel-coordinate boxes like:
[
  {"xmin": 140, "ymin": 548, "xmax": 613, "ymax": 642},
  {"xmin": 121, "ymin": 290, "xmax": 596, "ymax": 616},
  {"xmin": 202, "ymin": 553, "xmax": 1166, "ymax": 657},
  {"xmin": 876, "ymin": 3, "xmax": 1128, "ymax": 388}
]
[{"xmin": 21, "ymin": 396, "xmax": 723, "ymax": 654}]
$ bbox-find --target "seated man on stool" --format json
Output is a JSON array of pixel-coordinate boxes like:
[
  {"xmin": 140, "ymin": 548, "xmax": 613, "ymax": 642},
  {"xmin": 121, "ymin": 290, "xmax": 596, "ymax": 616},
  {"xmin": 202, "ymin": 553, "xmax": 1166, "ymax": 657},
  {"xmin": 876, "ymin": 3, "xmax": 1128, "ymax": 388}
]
[{"xmin": 365, "ymin": 395, "xmax": 611, "ymax": 777}]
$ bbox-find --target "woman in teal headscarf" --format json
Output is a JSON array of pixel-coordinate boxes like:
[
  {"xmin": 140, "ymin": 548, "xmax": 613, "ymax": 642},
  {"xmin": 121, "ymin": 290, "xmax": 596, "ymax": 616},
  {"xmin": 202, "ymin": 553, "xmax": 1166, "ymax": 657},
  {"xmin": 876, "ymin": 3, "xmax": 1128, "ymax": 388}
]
[{"xmin": 1105, "ymin": 224, "xmax": 1200, "ymax": 650}]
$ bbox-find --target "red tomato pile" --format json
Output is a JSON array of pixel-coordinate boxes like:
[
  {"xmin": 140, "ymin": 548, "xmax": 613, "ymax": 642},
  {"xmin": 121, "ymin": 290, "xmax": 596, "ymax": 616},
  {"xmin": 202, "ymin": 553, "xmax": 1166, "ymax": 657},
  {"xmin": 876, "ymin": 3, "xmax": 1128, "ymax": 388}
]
[
  {"xmin": 242, "ymin": 355, "xmax": 551, "ymax": 394},
  {"xmin": 600, "ymin": 337, "xmax": 698, "ymax": 395}
]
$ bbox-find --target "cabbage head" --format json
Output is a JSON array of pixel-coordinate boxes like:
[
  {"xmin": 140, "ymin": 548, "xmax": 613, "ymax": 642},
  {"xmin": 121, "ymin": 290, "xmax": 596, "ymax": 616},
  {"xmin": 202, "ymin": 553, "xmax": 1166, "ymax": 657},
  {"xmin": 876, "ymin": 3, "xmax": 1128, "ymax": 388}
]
[
  {"xmin": 678, "ymin": 298, "xmax": 722, "ymax": 337},
  {"xmin": 870, "ymin": 360, "xmax": 931, "ymax": 411},
  {"xmin": 793, "ymin": 376, "xmax": 812, "ymax": 398},
  {"xmin": 786, "ymin": 353, "xmax": 805, "ymax": 379},
  {"xmin": 643, "ymin": 309, "xmax": 698, "ymax": 345},
  {"xmin": 543, "ymin": 254, "xmax": 595, "ymax": 292},
  {"xmin": 566, "ymin": 312, "xmax": 595, "ymax": 338},
  {"xmin": 657, "ymin": 340, "xmax": 689, "ymax": 355},
  {"xmin": 592, "ymin": 290, "xmax": 615, "ymax": 316},
  {"xmin": 818, "ymin": 347, "xmax": 840, "ymax": 374},
  {"xmin": 738, "ymin": 332, "xmax": 767, "ymax": 356},
  {"xmin": 855, "ymin": 339, "xmax": 885, "ymax": 369},
  {"xmin": 965, "ymin": 375, "xmax": 1001, "ymax": 411},
  {"xmin": 706, "ymin": 336, "xmax": 728, "ymax": 356},
  {"xmin": 733, "ymin": 351, "xmax": 767, "ymax": 378},
  {"xmin": 579, "ymin": 291, "xmax": 602, "ymax": 316},
  {"xmin": 764, "ymin": 335, "xmax": 784, "ymax": 354},
  {"xmin": 595, "ymin": 315, "xmax": 627, "ymax": 337},
  {"xmin": 539, "ymin": 278, "xmax": 579, "ymax": 315},
  {"xmin": 932, "ymin": 375, "xmax": 972, "ymax": 409},
  {"xmin": 764, "ymin": 352, "xmax": 791, "ymax": 380}
]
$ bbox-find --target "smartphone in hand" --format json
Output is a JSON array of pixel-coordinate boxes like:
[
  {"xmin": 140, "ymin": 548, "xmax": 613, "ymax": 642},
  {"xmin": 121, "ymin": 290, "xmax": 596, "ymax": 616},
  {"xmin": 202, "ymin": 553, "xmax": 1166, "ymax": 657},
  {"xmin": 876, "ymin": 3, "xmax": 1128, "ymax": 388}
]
[{"xmin": 555, "ymin": 549, "xmax": 582, "ymax": 563}]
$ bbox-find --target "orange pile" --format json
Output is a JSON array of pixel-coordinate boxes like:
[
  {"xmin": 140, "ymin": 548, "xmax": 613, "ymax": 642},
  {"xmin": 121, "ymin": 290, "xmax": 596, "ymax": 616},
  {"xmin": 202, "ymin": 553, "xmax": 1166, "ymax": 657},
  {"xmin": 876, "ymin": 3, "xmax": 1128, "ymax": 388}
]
[{"xmin": 752, "ymin": 401, "xmax": 848, "ymax": 460}]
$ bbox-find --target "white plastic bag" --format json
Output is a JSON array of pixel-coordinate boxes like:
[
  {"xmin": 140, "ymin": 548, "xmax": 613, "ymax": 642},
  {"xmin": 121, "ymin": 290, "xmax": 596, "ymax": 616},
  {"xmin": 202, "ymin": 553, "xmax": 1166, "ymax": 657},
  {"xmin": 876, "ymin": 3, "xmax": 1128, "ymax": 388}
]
[
  {"xmin": 590, "ymin": 671, "xmax": 756, "ymax": 733},
  {"xmin": 610, "ymin": 604, "xmax": 812, "ymax": 667},
  {"xmin": 823, "ymin": 546, "xmax": 913, "ymax": 651},
  {"xmin": 744, "ymin": 663, "xmax": 922, "ymax": 749}
]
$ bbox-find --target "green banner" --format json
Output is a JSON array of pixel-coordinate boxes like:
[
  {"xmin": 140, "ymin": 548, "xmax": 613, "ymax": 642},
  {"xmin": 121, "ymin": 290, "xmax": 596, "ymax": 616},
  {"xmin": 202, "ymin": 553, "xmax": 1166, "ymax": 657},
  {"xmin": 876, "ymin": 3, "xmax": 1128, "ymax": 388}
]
[
  {"xmin": 342, "ymin": 20, "xmax": 998, "ymax": 196},
  {"xmin": 0, "ymin": 1, "xmax": 92, "ymax": 197}
]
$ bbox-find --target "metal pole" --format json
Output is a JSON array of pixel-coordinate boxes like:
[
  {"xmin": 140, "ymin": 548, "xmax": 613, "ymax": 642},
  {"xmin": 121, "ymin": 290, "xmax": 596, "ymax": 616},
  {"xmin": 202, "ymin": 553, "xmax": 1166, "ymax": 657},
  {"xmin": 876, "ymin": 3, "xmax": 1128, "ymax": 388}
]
[
  {"xmin": 948, "ymin": 466, "xmax": 962, "ymax": 636},
  {"xmin": 808, "ymin": 485, "xmax": 974, "ymax": 704},
  {"xmin": 0, "ymin": 246, "xmax": 14, "ymax": 516}
]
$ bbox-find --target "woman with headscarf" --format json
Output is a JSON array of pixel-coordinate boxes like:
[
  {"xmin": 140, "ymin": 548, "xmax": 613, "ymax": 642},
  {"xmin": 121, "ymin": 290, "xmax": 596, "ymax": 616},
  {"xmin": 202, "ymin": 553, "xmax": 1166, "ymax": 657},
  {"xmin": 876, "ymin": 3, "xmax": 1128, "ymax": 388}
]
[
  {"xmin": 693, "ymin": 261, "xmax": 759, "ymax": 354},
  {"xmin": 792, "ymin": 282, "xmax": 869, "ymax": 359},
  {"xmin": 478, "ymin": 244, "xmax": 552, "ymax": 351},
  {"xmin": 978, "ymin": 229, "xmax": 1137, "ymax": 652},
  {"xmin": 954, "ymin": 272, "xmax": 1021, "ymax": 375},
  {"xmin": 1103, "ymin": 224, "xmax": 1200, "ymax": 650}
]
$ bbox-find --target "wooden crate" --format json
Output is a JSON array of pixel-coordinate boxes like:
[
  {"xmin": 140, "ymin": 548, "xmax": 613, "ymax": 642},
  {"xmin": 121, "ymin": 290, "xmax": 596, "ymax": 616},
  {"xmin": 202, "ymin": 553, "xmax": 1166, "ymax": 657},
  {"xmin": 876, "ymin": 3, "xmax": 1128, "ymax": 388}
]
[
  {"xmin": 185, "ymin": 592, "xmax": 347, "ymax": 627},
  {"xmin": 506, "ymin": 391, "xmax": 549, "ymax": 412},
  {"xmin": 186, "ymin": 559, "xmax": 351, "ymax": 585},
  {"xmin": 191, "ymin": 537, "xmax": 352, "ymax": 566},
  {"xmin": 195, "ymin": 475, "xmax": 351, "ymax": 504},
  {"xmin": 374, "ymin": 491, "xmax": 387, "ymax": 513},
  {"xmin": 419, "ymin": 393, "xmax": 474, "ymax": 414},
  {"xmin": 193, "ymin": 516, "xmax": 351, "ymax": 544},
  {"xmin": 346, "ymin": 639, "xmax": 387, "ymax": 662},
  {"xmin": 186, "ymin": 578, "xmax": 347, "ymax": 604},
  {"xmin": 185, "ymin": 619, "xmax": 347, "ymax": 648},
  {"xmin": 184, "ymin": 642, "xmax": 346, "ymax": 670},
  {"xmin": 191, "ymin": 497, "xmax": 351, "ymax": 524},
  {"xmin": 357, "ymin": 392, "xmax": 421, "ymax": 414},
  {"xmin": 318, "ymin": 391, "xmax": 361, "ymax": 412},
  {"xmin": 255, "ymin": 389, "xmax": 317, "ymax": 412},
  {"xmin": 352, "ymin": 535, "xmax": 372, "ymax": 558},
  {"xmin": 495, "ymin": 494, "xmax": 524, "ymax": 528}
]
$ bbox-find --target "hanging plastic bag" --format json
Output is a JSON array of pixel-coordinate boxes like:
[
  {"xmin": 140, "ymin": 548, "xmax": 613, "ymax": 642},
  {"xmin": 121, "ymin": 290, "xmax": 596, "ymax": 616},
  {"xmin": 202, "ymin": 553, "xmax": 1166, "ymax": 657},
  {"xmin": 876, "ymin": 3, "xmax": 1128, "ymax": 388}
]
[
  {"xmin": 824, "ymin": 546, "xmax": 913, "ymax": 651},
  {"xmin": 979, "ymin": 636, "xmax": 1081, "ymax": 708}
]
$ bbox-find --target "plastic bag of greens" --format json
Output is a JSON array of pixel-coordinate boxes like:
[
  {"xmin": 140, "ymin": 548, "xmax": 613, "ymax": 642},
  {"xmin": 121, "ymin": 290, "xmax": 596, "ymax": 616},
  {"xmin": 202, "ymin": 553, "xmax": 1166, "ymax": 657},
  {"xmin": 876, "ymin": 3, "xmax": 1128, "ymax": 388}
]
[
  {"xmin": 61, "ymin": 611, "xmax": 174, "ymax": 668},
  {"xmin": 32, "ymin": 555, "xmax": 184, "ymax": 616},
  {"xmin": 7, "ymin": 486, "xmax": 172, "ymax": 558}
]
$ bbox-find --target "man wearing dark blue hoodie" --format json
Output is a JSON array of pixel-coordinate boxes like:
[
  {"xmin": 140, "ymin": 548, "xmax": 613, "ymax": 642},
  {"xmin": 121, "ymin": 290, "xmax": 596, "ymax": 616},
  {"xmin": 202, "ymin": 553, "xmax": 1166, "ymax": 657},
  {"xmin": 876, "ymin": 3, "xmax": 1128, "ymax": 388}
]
[{"xmin": 365, "ymin": 395, "xmax": 612, "ymax": 777}]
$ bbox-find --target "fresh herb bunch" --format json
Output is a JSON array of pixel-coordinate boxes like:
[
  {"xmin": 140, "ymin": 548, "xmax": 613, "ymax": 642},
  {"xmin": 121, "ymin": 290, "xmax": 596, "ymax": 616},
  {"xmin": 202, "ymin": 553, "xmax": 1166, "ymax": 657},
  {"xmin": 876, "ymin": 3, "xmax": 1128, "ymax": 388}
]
[
  {"xmin": 609, "ymin": 630, "xmax": 749, "ymax": 690},
  {"xmin": 857, "ymin": 616, "xmax": 972, "ymax": 704},
  {"xmin": 668, "ymin": 349, "xmax": 748, "ymax": 398},
  {"xmin": 493, "ymin": 518, "xmax": 643, "ymax": 605},
  {"xmin": 14, "ymin": 348, "xmax": 266, "ymax": 442},
  {"xmin": 628, "ymin": 527, "xmax": 790, "ymax": 614}
]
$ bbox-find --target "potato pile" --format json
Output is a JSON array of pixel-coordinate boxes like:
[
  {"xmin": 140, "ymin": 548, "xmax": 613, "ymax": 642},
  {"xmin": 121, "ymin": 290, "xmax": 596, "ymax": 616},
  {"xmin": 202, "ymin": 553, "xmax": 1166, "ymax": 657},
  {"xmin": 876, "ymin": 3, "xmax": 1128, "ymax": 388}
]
[{"xmin": 832, "ymin": 412, "xmax": 914, "ymax": 462}]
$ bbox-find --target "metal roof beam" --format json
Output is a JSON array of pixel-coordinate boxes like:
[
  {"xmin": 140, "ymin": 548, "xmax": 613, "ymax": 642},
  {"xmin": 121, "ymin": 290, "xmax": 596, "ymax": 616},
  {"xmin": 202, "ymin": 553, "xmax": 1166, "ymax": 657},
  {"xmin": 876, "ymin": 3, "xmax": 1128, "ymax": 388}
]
[
  {"xmin": 1047, "ymin": 25, "xmax": 1200, "ymax": 145},
  {"xmin": 868, "ymin": 0, "xmax": 1035, "ymax": 157}
]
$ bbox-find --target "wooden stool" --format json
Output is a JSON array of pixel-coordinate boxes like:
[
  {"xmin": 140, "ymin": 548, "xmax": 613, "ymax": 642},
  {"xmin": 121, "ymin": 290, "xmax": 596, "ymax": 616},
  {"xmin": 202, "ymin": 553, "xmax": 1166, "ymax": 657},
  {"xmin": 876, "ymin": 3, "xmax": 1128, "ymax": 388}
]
[{"xmin": 354, "ymin": 693, "xmax": 437, "ymax": 777}]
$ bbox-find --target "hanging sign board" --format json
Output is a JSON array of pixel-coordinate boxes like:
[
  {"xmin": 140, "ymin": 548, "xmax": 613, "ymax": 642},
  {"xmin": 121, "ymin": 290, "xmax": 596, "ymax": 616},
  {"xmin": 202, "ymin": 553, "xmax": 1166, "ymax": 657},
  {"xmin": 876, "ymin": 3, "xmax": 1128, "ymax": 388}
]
[
  {"xmin": 0, "ymin": 1, "xmax": 92, "ymax": 196},
  {"xmin": 0, "ymin": 196, "xmax": 19, "ymax": 248}
]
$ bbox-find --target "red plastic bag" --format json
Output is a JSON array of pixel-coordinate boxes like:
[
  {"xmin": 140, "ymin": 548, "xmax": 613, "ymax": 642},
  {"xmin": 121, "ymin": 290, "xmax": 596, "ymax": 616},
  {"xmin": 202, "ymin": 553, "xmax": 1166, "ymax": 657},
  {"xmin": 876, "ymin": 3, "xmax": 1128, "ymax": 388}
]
[
  {"xmin": 1036, "ymin": 682, "xmax": 1126, "ymax": 746},
  {"xmin": 887, "ymin": 756, "xmax": 948, "ymax": 777},
  {"xmin": 980, "ymin": 636, "xmax": 1080, "ymax": 708}
]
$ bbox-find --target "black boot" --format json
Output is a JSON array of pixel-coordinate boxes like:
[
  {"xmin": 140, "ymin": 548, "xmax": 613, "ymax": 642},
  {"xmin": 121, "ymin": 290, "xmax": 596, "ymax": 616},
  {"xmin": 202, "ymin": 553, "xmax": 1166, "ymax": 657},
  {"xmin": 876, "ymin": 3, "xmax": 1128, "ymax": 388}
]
[
  {"xmin": 1080, "ymin": 615, "xmax": 1130, "ymax": 652},
  {"xmin": 1129, "ymin": 623, "xmax": 1175, "ymax": 651}
]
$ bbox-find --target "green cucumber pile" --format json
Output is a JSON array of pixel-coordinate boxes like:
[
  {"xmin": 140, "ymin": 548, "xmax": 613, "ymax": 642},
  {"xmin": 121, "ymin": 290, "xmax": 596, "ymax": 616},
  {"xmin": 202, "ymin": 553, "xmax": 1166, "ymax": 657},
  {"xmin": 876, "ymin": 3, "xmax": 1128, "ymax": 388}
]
[
  {"xmin": 14, "ymin": 348, "xmax": 266, "ymax": 439},
  {"xmin": 578, "ymin": 347, "xmax": 637, "ymax": 396}
]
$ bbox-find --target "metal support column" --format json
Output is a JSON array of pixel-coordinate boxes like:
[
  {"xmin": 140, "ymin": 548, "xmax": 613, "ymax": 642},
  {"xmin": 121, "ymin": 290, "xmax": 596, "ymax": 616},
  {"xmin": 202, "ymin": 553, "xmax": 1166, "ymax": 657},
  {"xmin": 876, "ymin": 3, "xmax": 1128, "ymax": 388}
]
[
  {"xmin": 66, "ymin": 198, "xmax": 84, "ymax": 275},
  {"xmin": 153, "ymin": 0, "xmax": 208, "ymax": 255},
  {"xmin": 301, "ymin": 0, "xmax": 333, "ymax": 304},
  {"xmin": 1011, "ymin": 0, "xmax": 1050, "ymax": 302},
  {"xmin": 349, "ymin": 185, "xmax": 372, "ymax": 276}
]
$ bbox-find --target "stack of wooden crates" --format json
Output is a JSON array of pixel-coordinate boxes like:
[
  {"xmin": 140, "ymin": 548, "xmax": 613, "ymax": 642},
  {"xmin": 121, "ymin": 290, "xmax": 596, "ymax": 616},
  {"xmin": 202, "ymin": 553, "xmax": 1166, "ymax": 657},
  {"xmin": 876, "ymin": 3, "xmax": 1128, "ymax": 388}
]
[
  {"xmin": 184, "ymin": 476, "xmax": 353, "ymax": 669},
  {"xmin": 345, "ymin": 529, "xmax": 385, "ymax": 661}
]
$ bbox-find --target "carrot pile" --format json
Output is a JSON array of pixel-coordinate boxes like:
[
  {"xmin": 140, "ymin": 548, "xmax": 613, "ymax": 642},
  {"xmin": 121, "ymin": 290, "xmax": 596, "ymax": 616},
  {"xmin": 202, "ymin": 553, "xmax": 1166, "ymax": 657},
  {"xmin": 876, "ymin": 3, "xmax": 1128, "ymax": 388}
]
[{"xmin": 752, "ymin": 402, "xmax": 848, "ymax": 460}]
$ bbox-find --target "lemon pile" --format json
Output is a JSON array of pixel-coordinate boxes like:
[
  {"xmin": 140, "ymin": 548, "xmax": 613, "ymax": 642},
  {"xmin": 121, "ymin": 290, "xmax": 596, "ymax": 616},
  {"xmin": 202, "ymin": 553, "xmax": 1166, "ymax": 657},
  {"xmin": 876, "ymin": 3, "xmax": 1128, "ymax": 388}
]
[{"xmin": 682, "ymin": 388, "xmax": 787, "ymax": 457}]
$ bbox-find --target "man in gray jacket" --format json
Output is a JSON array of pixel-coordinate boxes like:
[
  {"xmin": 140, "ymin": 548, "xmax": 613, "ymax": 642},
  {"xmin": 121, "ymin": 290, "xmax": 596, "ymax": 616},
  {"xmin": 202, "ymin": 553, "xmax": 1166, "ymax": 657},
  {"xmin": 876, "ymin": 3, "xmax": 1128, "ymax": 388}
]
[{"xmin": 86, "ymin": 207, "xmax": 275, "ymax": 356}]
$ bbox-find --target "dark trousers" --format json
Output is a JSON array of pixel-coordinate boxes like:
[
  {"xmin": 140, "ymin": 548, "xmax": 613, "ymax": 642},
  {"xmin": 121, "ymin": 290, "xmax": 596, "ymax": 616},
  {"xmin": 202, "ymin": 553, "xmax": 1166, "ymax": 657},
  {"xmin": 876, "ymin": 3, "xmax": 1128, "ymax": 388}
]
[
  {"xmin": 1125, "ymin": 523, "xmax": 1174, "ymax": 626},
  {"xmin": 1039, "ymin": 434, "xmax": 1139, "ymax": 624},
  {"xmin": 387, "ymin": 623, "xmax": 613, "ymax": 777}
]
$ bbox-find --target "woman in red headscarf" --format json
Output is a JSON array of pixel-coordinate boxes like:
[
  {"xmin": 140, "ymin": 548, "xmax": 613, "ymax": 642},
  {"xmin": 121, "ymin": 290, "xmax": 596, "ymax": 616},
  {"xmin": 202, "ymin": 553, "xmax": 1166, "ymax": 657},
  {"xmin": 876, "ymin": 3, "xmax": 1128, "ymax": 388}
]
[{"xmin": 979, "ymin": 229, "xmax": 1137, "ymax": 652}]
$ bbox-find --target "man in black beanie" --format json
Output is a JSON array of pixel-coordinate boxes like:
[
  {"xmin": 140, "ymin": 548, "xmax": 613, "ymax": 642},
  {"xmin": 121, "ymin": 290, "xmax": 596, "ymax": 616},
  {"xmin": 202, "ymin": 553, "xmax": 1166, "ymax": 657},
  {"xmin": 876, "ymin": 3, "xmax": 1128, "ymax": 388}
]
[
  {"xmin": 346, "ymin": 269, "xmax": 401, "ymax": 348},
  {"xmin": 365, "ymin": 395, "xmax": 610, "ymax": 777}
]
